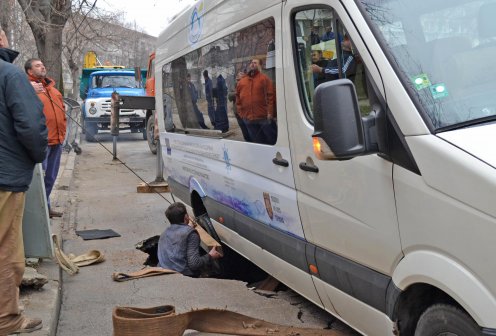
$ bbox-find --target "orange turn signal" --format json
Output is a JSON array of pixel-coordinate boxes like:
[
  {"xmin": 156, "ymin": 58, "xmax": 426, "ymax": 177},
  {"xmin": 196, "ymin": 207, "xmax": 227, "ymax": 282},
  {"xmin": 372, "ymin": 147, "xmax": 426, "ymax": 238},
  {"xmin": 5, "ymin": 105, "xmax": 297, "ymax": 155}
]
[
  {"xmin": 309, "ymin": 264, "xmax": 318, "ymax": 274},
  {"xmin": 312, "ymin": 137, "xmax": 321, "ymax": 153}
]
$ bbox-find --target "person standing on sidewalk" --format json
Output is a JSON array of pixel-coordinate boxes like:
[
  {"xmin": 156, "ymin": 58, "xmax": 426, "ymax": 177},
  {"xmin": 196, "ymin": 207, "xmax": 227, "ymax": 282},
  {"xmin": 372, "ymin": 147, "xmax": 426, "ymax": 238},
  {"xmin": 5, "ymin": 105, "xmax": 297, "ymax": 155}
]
[
  {"xmin": 203, "ymin": 70, "xmax": 216, "ymax": 127},
  {"xmin": 235, "ymin": 58, "xmax": 276, "ymax": 145},
  {"xmin": 0, "ymin": 29, "xmax": 47, "ymax": 335},
  {"xmin": 25, "ymin": 58, "xmax": 66, "ymax": 219}
]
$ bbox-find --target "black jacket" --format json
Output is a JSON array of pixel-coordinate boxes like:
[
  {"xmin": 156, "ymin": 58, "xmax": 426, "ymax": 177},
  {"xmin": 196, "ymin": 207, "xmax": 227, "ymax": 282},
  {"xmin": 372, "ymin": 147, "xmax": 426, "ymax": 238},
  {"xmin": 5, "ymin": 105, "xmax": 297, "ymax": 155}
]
[{"xmin": 0, "ymin": 48, "xmax": 47, "ymax": 192}]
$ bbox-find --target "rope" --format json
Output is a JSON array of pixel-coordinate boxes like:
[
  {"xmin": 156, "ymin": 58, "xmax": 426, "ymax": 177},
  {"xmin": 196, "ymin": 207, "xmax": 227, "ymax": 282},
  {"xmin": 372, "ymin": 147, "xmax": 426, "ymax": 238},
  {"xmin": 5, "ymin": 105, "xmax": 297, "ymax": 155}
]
[{"xmin": 43, "ymin": 92, "xmax": 172, "ymax": 205}]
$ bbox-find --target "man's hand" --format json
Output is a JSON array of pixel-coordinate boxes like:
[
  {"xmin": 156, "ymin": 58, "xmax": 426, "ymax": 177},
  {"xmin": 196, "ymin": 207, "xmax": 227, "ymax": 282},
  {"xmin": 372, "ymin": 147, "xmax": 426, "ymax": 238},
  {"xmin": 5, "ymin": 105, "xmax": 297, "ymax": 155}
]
[
  {"xmin": 236, "ymin": 71, "xmax": 246, "ymax": 81},
  {"xmin": 31, "ymin": 81, "xmax": 44, "ymax": 94},
  {"xmin": 208, "ymin": 247, "xmax": 223, "ymax": 259},
  {"xmin": 311, "ymin": 64, "xmax": 322, "ymax": 74}
]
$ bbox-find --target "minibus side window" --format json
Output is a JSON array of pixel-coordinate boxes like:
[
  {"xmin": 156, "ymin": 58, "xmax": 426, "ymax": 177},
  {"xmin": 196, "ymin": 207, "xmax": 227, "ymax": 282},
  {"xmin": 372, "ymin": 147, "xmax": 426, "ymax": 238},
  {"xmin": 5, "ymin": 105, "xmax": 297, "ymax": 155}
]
[
  {"xmin": 293, "ymin": 8, "xmax": 373, "ymax": 120},
  {"xmin": 162, "ymin": 18, "xmax": 278, "ymax": 145}
]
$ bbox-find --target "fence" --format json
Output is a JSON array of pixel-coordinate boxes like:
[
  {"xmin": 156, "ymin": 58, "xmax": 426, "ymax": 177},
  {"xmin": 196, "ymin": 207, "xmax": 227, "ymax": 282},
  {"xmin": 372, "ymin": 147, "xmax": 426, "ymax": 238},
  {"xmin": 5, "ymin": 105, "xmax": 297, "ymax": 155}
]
[{"xmin": 63, "ymin": 97, "xmax": 82, "ymax": 154}]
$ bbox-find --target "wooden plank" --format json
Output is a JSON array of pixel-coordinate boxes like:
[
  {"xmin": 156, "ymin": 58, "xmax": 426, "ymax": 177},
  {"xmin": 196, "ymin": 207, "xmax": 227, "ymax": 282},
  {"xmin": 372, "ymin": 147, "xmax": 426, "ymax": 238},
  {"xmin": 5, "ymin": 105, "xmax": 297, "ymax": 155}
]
[
  {"xmin": 193, "ymin": 222, "xmax": 223, "ymax": 256},
  {"xmin": 136, "ymin": 182, "xmax": 169, "ymax": 193}
]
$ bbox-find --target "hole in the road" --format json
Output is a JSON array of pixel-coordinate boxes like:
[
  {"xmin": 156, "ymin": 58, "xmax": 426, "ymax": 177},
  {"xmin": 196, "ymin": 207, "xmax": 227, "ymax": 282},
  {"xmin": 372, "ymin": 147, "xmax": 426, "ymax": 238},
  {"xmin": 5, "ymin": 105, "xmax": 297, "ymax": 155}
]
[
  {"xmin": 135, "ymin": 235, "xmax": 282, "ymax": 290},
  {"xmin": 214, "ymin": 245, "xmax": 287, "ymax": 292}
]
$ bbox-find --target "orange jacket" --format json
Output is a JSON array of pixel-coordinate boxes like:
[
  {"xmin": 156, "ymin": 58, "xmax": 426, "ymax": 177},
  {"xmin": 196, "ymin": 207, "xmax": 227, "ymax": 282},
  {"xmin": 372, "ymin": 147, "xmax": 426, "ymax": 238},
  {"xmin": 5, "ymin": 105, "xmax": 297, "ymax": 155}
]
[
  {"xmin": 28, "ymin": 75, "xmax": 66, "ymax": 145},
  {"xmin": 235, "ymin": 71, "xmax": 275, "ymax": 121}
]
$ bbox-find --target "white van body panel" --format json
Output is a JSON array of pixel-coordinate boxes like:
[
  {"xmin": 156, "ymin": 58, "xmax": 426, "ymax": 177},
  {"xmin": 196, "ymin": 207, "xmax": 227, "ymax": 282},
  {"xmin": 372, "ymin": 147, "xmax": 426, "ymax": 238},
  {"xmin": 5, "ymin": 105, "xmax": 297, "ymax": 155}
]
[
  {"xmin": 313, "ymin": 277, "xmax": 394, "ymax": 336},
  {"xmin": 406, "ymin": 135, "xmax": 496, "ymax": 218},
  {"xmin": 156, "ymin": 0, "xmax": 281, "ymax": 66},
  {"xmin": 283, "ymin": 0, "xmax": 402, "ymax": 275},
  {"xmin": 393, "ymin": 250, "xmax": 496, "ymax": 326},
  {"xmin": 393, "ymin": 160, "xmax": 496, "ymax": 326},
  {"xmin": 163, "ymin": 135, "xmax": 303, "ymax": 237},
  {"xmin": 438, "ymin": 123, "xmax": 496, "ymax": 168}
]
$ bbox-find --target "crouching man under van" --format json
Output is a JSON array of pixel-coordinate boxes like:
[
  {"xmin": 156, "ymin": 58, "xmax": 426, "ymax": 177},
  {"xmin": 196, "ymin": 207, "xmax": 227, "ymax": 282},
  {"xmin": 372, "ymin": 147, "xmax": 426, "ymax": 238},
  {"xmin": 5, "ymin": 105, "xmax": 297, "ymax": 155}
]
[{"xmin": 157, "ymin": 202, "xmax": 223, "ymax": 277}]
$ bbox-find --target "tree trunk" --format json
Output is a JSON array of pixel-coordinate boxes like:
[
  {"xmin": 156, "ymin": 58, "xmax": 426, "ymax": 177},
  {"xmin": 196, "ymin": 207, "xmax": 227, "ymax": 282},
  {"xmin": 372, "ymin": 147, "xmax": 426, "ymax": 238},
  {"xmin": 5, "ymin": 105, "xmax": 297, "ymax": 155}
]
[
  {"xmin": 17, "ymin": 0, "xmax": 71, "ymax": 92},
  {"xmin": 45, "ymin": 27, "xmax": 65, "ymax": 92},
  {"xmin": 69, "ymin": 58, "xmax": 79, "ymax": 100}
]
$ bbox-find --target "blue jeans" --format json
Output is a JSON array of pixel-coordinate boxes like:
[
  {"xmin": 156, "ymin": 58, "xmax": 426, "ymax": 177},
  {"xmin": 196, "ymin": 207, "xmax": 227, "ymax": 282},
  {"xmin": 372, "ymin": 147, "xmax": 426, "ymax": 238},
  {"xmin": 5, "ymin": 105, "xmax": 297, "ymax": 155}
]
[{"xmin": 42, "ymin": 144, "xmax": 62, "ymax": 209}]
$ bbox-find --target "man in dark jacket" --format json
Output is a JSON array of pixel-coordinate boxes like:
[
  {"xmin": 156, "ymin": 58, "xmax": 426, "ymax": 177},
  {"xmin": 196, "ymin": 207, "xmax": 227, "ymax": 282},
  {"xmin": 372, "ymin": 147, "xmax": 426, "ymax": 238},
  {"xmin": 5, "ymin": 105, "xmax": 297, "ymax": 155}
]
[
  {"xmin": 0, "ymin": 31, "xmax": 48, "ymax": 334},
  {"xmin": 214, "ymin": 73, "xmax": 229, "ymax": 133},
  {"xmin": 186, "ymin": 73, "xmax": 208, "ymax": 129},
  {"xmin": 203, "ymin": 70, "xmax": 216, "ymax": 127},
  {"xmin": 157, "ymin": 202, "xmax": 222, "ymax": 277}
]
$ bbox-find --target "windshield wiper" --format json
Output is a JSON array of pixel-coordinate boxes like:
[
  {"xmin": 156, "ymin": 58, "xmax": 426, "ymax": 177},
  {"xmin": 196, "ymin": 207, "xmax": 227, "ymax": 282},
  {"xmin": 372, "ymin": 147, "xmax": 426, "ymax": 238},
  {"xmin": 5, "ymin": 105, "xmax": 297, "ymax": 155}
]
[{"xmin": 436, "ymin": 115, "xmax": 496, "ymax": 133}]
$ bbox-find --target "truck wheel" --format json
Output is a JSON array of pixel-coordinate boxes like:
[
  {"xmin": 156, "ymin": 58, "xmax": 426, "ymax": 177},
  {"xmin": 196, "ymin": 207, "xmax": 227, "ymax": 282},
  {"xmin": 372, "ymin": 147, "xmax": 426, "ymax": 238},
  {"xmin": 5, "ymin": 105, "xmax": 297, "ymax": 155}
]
[
  {"xmin": 414, "ymin": 304, "xmax": 482, "ymax": 336},
  {"xmin": 85, "ymin": 121, "xmax": 98, "ymax": 142},
  {"xmin": 142, "ymin": 117, "xmax": 148, "ymax": 140},
  {"xmin": 146, "ymin": 115, "xmax": 157, "ymax": 154}
]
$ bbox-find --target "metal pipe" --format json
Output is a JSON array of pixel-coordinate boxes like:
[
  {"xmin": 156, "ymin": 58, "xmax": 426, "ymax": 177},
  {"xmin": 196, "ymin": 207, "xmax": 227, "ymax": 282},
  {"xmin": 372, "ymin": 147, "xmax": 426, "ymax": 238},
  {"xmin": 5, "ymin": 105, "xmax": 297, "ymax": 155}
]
[
  {"xmin": 155, "ymin": 139, "xmax": 164, "ymax": 182},
  {"xmin": 111, "ymin": 92, "xmax": 120, "ymax": 161}
]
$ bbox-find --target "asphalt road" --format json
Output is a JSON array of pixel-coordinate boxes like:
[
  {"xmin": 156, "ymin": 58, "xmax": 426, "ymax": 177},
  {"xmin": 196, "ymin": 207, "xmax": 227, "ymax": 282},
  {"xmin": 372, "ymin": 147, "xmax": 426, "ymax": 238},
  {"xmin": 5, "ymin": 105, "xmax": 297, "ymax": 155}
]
[{"xmin": 55, "ymin": 131, "xmax": 359, "ymax": 336}]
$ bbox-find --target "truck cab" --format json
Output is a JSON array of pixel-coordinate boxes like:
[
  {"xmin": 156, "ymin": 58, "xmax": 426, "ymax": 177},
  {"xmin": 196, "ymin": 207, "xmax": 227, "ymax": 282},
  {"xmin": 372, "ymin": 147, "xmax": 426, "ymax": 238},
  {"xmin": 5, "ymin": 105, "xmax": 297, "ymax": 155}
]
[{"xmin": 81, "ymin": 69, "xmax": 147, "ymax": 142}]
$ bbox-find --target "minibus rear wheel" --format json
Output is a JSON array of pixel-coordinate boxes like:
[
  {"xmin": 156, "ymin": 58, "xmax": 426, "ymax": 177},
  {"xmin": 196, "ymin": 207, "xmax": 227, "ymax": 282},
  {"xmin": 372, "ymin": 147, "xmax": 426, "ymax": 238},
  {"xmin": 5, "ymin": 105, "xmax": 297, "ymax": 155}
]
[
  {"xmin": 414, "ymin": 304, "xmax": 482, "ymax": 336},
  {"xmin": 196, "ymin": 213, "xmax": 221, "ymax": 243}
]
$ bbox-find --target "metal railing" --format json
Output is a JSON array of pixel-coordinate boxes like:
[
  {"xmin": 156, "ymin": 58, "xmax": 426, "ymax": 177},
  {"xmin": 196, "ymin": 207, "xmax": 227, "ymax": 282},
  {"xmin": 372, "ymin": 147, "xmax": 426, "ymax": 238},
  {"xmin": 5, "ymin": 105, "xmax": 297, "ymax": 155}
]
[{"xmin": 63, "ymin": 97, "xmax": 82, "ymax": 154}]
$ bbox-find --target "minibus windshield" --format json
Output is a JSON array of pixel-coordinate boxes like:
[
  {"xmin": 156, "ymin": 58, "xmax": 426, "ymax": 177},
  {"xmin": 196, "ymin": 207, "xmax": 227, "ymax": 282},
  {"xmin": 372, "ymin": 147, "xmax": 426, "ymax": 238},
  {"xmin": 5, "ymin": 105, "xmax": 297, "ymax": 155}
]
[{"xmin": 362, "ymin": 0, "xmax": 496, "ymax": 131}]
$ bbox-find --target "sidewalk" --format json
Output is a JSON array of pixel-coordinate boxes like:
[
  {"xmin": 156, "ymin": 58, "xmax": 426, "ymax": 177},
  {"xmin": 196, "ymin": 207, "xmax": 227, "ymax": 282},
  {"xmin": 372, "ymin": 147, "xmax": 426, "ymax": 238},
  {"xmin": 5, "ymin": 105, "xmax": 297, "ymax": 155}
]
[{"xmin": 19, "ymin": 148, "xmax": 78, "ymax": 336}]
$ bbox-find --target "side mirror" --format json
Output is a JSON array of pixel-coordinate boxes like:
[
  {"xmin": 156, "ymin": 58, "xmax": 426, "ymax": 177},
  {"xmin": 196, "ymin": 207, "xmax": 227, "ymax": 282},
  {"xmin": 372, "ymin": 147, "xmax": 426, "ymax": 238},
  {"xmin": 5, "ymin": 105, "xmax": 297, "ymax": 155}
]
[{"xmin": 312, "ymin": 79, "xmax": 376, "ymax": 160}]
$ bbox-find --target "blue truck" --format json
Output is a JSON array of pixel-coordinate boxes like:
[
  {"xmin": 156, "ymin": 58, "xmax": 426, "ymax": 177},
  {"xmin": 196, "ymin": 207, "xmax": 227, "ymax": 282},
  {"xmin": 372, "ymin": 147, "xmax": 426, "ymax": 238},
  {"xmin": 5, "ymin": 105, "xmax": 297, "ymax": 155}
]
[{"xmin": 80, "ymin": 67, "xmax": 148, "ymax": 142}]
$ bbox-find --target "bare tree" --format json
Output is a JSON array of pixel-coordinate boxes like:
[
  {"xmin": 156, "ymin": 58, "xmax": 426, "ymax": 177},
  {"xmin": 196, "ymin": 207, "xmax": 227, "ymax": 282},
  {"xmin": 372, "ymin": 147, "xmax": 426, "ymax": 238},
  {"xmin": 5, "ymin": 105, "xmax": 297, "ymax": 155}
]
[
  {"xmin": 7, "ymin": 0, "xmax": 154, "ymax": 97},
  {"xmin": 17, "ymin": 0, "xmax": 72, "ymax": 91},
  {"xmin": 63, "ymin": 3, "xmax": 127, "ymax": 98},
  {"xmin": 62, "ymin": 3, "xmax": 155, "ymax": 99},
  {"xmin": 1, "ymin": 1, "xmax": 38, "ymax": 68}
]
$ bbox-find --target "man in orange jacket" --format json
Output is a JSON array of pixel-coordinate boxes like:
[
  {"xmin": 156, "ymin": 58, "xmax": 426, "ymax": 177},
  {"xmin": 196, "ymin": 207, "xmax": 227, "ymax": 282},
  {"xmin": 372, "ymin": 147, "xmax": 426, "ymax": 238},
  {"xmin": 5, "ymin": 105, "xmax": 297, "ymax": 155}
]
[
  {"xmin": 235, "ymin": 58, "xmax": 277, "ymax": 145},
  {"xmin": 25, "ymin": 58, "xmax": 66, "ymax": 218}
]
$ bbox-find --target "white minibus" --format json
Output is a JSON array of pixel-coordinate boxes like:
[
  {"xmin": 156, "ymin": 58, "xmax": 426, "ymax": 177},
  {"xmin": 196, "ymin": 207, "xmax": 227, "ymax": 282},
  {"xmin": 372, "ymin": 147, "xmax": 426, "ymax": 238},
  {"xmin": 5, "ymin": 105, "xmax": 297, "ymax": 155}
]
[{"xmin": 154, "ymin": 1, "xmax": 496, "ymax": 335}]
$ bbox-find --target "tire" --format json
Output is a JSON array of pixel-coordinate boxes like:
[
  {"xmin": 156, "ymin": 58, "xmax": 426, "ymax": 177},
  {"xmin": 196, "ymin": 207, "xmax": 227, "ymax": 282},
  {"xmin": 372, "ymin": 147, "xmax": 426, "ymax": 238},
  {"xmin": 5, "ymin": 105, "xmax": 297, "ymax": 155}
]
[
  {"xmin": 85, "ymin": 121, "xmax": 98, "ymax": 142},
  {"xmin": 195, "ymin": 213, "xmax": 223, "ymax": 276},
  {"xmin": 414, "ymin": 304, "xmax": 482, "ymax": 336},
  {"xmin": 142, "ymin": 126, "xmax": 147, "ymax": 140},
  {"xmin": 146, "ymin": 115, "xmax": 157, "ymax": 154},
  {"xmin": 195, "ymin": 213, "xmax": 221, "ymax": 243}
]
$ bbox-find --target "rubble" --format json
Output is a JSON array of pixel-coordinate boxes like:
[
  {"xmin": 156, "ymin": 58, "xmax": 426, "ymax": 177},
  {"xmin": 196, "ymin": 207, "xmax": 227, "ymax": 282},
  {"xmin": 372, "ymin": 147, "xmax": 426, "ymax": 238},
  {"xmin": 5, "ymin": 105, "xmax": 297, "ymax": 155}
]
[{"xmin": 21, "ymin": 267, "xmax": 48, "ymax": 289}]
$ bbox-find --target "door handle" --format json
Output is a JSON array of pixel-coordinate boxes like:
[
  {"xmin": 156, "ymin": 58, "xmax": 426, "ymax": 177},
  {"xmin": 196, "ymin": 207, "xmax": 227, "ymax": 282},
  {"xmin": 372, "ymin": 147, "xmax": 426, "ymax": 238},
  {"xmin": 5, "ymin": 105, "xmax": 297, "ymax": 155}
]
[
  {"xmin": 272, "ymin": 157, "xmax": 289, "ymax": 167},
  {"xmin": 299, "ymin": 162, "xmax": 319, "ymax": 173}
]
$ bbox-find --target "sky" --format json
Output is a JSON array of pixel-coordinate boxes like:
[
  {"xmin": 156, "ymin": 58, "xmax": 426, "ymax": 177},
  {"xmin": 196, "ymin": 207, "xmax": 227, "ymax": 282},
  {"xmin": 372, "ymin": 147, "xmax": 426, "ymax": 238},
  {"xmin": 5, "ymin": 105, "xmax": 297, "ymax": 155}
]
[{"xmin": 97, "ymin": 0, "xmax": 196, "ymax": 37}]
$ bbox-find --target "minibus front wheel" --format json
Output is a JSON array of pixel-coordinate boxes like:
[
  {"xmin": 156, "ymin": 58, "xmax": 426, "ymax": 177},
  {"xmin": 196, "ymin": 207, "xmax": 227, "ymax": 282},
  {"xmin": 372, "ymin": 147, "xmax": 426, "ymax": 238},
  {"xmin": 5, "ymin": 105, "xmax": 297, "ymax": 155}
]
[{"xmin": 414, "ymin": 304, "xmax": 482, "ymax": 336}]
